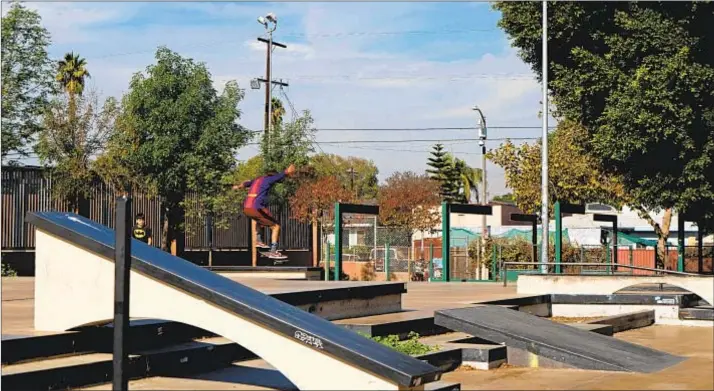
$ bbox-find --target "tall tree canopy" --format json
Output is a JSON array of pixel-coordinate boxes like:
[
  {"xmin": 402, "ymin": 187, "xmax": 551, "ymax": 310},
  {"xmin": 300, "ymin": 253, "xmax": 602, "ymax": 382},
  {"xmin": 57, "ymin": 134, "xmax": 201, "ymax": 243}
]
[
  {"xmin": 1, "ymin": 1, "xmax": 55, "ymax": 160},
  {"xmin": 453, "ymin": 156, "xmax": 482, "ymax": 203},
  {"xmin": 378, "ymin": 171, "xmax": 441, "ymax": 232},
  {"xmin": 260, "ymin": 110, "xmax": 316, "ymax": 204},
  {"xmin": 426, "ymin": 143, "xmax": 461, "ymax": 203},
  {"xmin": 494, "ymin": 2, "xmax": 714, "ymax": 230},
  {"xmin": 290, "ymin": 175, "xmax": 354, "ymax": 232},
  {"xmin": 488, "ymin": 120, "xmax": 628, "ymax": 215},
  {"xmin": 37, "ymin": 89, "xmax": 118, "ymax": 213},
  {"xmin": 101, "ymin": 47, "xmax": 250, "ymax": 253},
  {"xmin": 489, "ymin": 120, "xmax": 677, "ymax": 266},
  {"xmin": 309, "ymin": 153, "xmax": 379, "ymax": 201},
  {"xmin": 55, "ymin": 52, "xmax": 91, "ymax": 96}
]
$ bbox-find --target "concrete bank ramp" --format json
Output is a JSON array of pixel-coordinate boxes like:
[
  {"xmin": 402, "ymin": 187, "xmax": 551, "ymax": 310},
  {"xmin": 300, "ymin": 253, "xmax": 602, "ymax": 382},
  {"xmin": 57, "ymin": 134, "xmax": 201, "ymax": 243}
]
[
  {"xmin": 435, "ymin": 306, "xmax": 684, "ymax": 373},
  {"xmin": 27, "ymin": 211, "xmax": 443, "ymax": 390}
]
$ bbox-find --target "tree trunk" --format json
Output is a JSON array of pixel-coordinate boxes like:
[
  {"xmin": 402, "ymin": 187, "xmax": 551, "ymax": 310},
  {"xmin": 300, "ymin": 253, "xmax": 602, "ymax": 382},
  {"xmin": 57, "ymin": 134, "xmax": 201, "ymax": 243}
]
[
  {"xmin": 168, "ymin": 205, "xmax": 185, "ymax": 257},
  {"xmin": 159, "ymin": 201, "xmax": 185, "ymax": 257},
  {"xmin": 161, "ymin": 205, "xmax": 170, "ymax": 252},
  {"xmin": 634, "ymin": 206, "xmax": 672, "ymax": 269},
  {"xmin": 656, "ymin": 209, "xmax": 673, "ymax": 269}
]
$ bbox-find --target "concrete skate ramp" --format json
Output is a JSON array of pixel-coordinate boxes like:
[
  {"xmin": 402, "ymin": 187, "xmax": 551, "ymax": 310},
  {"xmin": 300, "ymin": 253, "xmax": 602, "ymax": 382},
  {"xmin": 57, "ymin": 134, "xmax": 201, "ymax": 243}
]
[
  {"xmin": 435, "ymin": 306, "xmax": 684, "ymax": 373},
  {"xmin": 27, "ymin": 212, "xmax": 441, "ymax": 390}
]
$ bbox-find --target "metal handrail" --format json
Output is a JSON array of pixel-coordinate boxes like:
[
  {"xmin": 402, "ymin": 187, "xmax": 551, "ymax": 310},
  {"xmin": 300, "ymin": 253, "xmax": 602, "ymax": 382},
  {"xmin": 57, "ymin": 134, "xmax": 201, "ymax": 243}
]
[{"xmin": 500, "ymin": 261, "xmax": 704, "ymax": 287}]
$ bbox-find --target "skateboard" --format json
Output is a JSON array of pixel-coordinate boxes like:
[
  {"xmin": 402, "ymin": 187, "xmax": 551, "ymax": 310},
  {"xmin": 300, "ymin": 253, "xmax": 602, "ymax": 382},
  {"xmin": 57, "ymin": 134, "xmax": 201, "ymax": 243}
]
[{"xmin": 259, "ymin": 251, "xmax": 289, "ymax": 265}]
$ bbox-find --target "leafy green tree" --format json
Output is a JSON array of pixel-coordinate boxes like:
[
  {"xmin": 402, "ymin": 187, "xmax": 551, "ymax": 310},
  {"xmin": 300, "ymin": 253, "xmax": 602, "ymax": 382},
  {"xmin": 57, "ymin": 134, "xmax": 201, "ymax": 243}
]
[
  {"xmin": 1, "ymin": 1, "xmax": 55, "ymax": 161},
  {"xmin": 271, "ymin": 97, "xmax": 285, "ymax": 128},
  {"xmin": 261, "ymin": 110, "xmax": 316, "ymax": 204},
  {"xmin": 103, "ymin": 47, "xmax": 250, "ymax": 254},
  {"xmin": 452, "ymin": 156, "xmax": 482, "ymax": 203},
  {"xmin": 492, "ymin": 193, "xmax": 515, "ymax": 204},
  {"xmin": 487, "ymin": 121, "xmax": 692, "ymax": 266},
  {"xmin": 488, "ymin": 121, "xmax": 628, "ymax": 214},
  {"xmin": 426, "ymin": 143, "xmax": 460, "ymax": 203},
  {"xmin": 494, "ymin": 1, "xmax": 714, "ymax": 234},
  {"xmin": 36, "ymin": 89, "xmax": 119, "ymax": 214},
  {"xmin": 230, "ymin": 155, "xmax": 264, "ymax": 183},
  {"xmin": 309, "ymin": 153, "xmax": 379, "ymax": 201}
]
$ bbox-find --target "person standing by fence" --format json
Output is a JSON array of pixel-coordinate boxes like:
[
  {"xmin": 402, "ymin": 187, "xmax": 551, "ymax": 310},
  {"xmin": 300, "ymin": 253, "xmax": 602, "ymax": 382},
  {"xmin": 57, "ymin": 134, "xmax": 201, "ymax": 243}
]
[{"xmin": 132, "ymin": 213, "xmax": 153, "ymax": 246}]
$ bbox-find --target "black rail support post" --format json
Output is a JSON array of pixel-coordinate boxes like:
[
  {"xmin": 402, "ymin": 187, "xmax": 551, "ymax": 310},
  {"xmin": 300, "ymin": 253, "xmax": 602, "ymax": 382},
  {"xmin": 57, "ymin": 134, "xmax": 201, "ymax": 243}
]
[{"xmin": 113, "ymin": 196, "xmax": 132, "ymax": 391}]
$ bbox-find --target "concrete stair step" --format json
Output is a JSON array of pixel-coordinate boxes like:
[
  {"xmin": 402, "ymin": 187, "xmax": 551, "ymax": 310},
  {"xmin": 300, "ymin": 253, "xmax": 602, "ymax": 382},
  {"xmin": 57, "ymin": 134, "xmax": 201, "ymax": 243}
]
[
  {"xmin": 679, "ymin": 307, "xmax": 714, "ymax": 321},
  {"xmin": 1, "ymin": 337, "xmax": 253, "ymax": 390}
]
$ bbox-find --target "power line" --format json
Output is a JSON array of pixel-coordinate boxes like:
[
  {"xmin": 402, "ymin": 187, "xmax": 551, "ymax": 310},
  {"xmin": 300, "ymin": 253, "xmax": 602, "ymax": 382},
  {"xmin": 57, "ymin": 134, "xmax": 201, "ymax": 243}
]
[
  {"xmin": 310, "ymin": 126, "xmax": 556, "ymax": 131},
  {"xmin": 245, "ymin": 126, "xmax": 554, "ymax": 134},
  {"xmin": 282, "ymin": 28, "xmax": 497, "ymax": 38},
  {"xmin": 244, "ymin": 137, "xmax": 539, "ymax": 146},
  {"xmin": 283, "ymin": 73, "xmax": 534, "ymax": 81},
  {"xmin": 325, "ymin": 144, "xmax": 484, "ymax": 155}
]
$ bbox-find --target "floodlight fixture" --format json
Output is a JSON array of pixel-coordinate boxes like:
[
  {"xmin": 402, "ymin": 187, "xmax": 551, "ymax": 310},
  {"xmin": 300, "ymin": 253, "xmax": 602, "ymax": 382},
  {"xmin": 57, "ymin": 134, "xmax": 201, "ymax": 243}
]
[
  {"xmin": 250, "ymin": 78, "xmax": 261, "ymax": 90},
  {"xmin": 473, "ymin": 105, "xmax": 487, "ymax": 140}
]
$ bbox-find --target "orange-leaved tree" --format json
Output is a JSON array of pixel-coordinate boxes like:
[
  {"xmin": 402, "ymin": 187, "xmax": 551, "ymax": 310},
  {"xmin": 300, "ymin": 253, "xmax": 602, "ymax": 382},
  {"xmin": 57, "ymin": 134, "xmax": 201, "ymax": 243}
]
[
  {"xmin": 378, "ymin": 171, "xmax": 441, "ymax": 233},
  {"xmin": 290, "ymin": 175, "xmax": 354, "ymax": 235}
]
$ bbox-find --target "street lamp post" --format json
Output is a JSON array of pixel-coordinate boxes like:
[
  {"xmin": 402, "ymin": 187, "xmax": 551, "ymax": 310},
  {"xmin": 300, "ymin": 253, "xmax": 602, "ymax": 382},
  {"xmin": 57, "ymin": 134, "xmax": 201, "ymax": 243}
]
[{"xmin": 474, "ymin": 106, "xmax": 488, "ymax": 279}]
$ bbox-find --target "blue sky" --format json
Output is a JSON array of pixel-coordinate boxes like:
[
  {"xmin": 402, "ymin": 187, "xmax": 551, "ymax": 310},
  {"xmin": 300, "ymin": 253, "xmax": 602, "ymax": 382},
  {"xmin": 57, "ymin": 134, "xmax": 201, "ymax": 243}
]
[{"xmin": 16, "ymin": 1, "xmax": 550, "ymax": 197}]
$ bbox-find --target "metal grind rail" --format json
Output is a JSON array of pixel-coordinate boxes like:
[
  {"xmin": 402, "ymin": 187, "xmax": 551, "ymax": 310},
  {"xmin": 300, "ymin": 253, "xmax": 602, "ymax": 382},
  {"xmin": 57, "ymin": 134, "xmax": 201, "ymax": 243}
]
[{"xmin": 500, "ymin": 261, "xmax": 703, "ymax": 287}]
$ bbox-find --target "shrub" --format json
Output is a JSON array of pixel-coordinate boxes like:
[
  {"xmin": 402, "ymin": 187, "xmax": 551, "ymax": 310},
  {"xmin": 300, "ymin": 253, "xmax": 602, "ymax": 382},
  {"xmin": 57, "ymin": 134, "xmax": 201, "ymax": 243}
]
[
  {"xmin": 2, "ymin": 262, "xmax": 17, "ymax": 277},
  {"xmin": 360, "ymin": 262, "xmax": 376, "ymax": 281},
  {"xmin": 369, "ymin": 332, "xmax": 438, "ymax": 356},
  {"xmin": 470, "ymin": 235, "xmax": 607, "ymax": 274}
]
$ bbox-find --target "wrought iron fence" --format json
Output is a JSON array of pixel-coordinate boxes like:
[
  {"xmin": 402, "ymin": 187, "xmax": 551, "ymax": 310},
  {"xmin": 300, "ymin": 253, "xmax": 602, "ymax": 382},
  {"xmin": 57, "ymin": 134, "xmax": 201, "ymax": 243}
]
[{"xmin": 1, "ymin": 166, "xmax": 311, "ymax": 251}]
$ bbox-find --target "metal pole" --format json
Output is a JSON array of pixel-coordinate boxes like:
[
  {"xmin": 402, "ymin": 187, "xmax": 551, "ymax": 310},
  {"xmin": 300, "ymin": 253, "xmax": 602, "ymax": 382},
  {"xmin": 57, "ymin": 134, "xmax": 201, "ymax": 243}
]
[
  {"xmin": 441, "ymin": 202, "xmax": 450, "ymax": 282},
  {"xmin": 540, "ymin": 0, "xmax": 549, "ymax": 274},
  {"xmin": 113, "ymin": 196, "xmax": 132, "ymax": 391},
  {"xmin": 677, "ymin": 214, "xmax": 685, "ymax": 272},
  {"xmin": 267, "ymin": 29, "xmax": 273, "ymax": 140},
  {"xmin": 554, "ymin": 200, "xmax": 561, "ymax": 273},
  {"xmin": 385, "ymin": 241, "xmax": 391, "ymax": 281},
  {"xmin": 324, "ymin": 240, "xmax": 330, "ymax": 281},
  {"xmin": 334, "ymin": 203, "xmax": 342, "ymax": 281},
  {"xmin": 697, "ymin": 222, "xmax": 703, "ymax": 273},
  {"xmin": 531, "ymin": 220, "xmax": 538, "ymax": 267},
  {"xmin": 480, "ymin": 122, "xmax": 488, "ymax": 282},
  {"xmin": 373, "ymin": 215, "xmax": 378, "ymax": 262},
  {"xmin": 207, "ymin": 213, "xmax": 213, "ymax": 267},
  {"xmin": 429, "ymin": 243, "xmax": 434, "ymax": 282}
]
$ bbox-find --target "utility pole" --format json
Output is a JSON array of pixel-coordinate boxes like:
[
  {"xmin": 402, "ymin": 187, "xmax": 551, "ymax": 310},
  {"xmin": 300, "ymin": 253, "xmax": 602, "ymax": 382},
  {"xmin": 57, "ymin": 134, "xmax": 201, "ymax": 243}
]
[
  {"xmin": 540, "ymin": 0, "xmax": 550, "ymax": 274},
  {"xmin": 252, "ymin": 13, "xmax": 288, "ymax": 154},
  {"xmin": 256, "ymin": 37, "xmax": 288, "ymax": 145},
  {"xmin": 251, "ymin": 13, "xmax": 289, "ymax": 268}
]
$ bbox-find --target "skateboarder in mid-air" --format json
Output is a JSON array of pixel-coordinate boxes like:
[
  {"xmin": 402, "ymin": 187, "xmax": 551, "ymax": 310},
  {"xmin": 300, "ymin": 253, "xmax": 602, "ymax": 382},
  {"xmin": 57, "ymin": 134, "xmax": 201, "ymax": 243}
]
[{"xmin": 233, "ymin": 164, "xmax": 297, "ymax": 259}]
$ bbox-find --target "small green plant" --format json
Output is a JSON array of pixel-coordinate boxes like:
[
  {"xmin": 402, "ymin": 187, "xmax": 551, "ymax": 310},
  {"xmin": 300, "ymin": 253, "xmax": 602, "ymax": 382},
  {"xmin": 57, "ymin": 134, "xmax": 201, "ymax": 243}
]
[
  {"xmin": 368, "ymin": 332, "xmax": 438, "ymax": 356},
  {"xmin": 2, "ymin": 262, "xmax": 18, "ymax": 277}
]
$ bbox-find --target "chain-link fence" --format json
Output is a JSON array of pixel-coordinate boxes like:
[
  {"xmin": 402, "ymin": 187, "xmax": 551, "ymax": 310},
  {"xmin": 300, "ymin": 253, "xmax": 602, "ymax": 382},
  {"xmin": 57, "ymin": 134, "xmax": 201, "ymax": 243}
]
[{"xmin": 322, "ymin": 213, "xmax": 421, "ymax": 281}]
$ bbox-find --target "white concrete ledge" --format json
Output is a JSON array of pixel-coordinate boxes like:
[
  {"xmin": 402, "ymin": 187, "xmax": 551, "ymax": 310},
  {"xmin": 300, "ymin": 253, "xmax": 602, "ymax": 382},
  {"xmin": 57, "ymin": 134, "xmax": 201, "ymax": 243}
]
[{"xmin": 517, "ymin": 274, "xmax": 714, "ymax": 306}]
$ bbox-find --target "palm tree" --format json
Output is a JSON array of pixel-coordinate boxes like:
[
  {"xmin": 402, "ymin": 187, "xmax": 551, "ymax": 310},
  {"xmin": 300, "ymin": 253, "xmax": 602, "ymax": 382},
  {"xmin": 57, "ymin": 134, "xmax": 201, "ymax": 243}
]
[
  {"xmin": 452, "ymin": 157, "xmax": 483, "ymax": 203},
  {"xmin": 271, "ymin": 97, "xmax": 286, "ymax": 128},
  {"xmin": 56, "ymin": 52, "xmax": 90, "ymax": 96}
]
